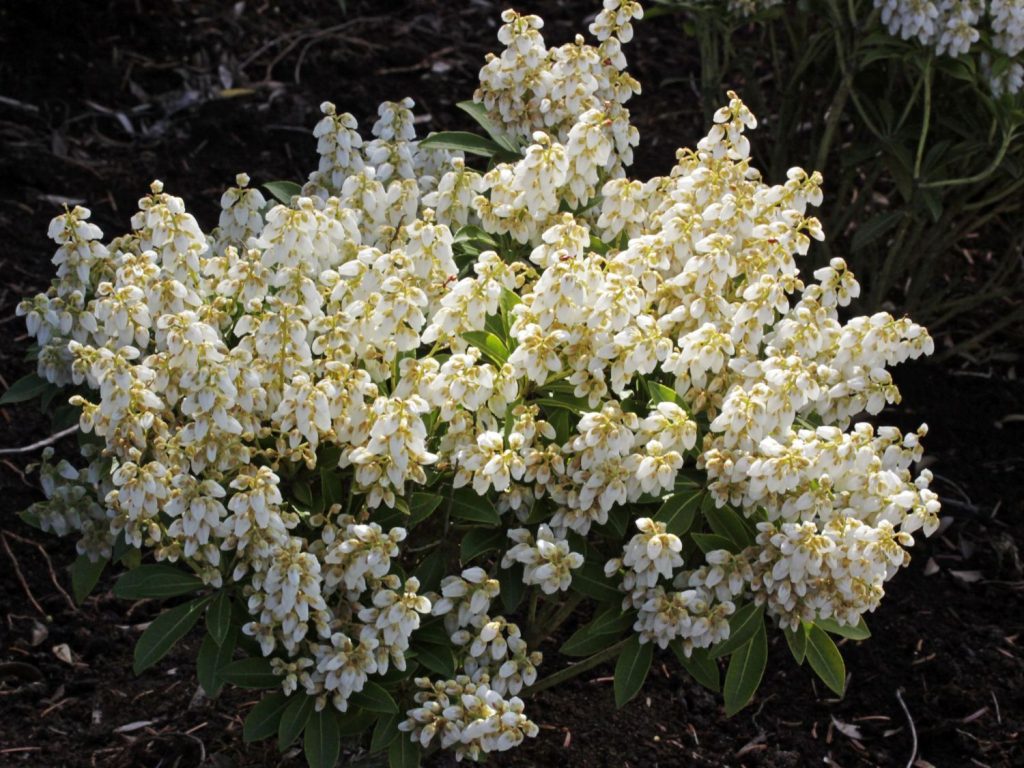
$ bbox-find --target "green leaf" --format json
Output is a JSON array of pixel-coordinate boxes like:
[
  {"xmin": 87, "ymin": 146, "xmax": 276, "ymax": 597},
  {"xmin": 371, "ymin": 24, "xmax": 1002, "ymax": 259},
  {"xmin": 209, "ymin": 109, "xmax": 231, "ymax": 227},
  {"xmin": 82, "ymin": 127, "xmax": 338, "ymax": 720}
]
[
  {"xmin": 206, "ymin": 591, "xmax": 232, "ymax": 646},
  {"xmin": 851, "ymin": 210, "xmax": 902, "ymax": 253},
  {"xmin": 654, "ymin": 492, "xmax": 701, "ymax": 536},
  {"xmin": 351, "ymin": 681, "xmax": 398, "ymax": 714},
  {"xmin": 304, "ymin": 707, "xmax": 341, "ymax": 768},
  {"xmin": 601, "ymin": 506, "xmax": 629, "ymax": 540},
  {"xmin": 455, "ymin": 100, "xmax": 519, "ymax": 153},
  {"xmin": 388, "ymin": 734, "xmax": 422, "ymax": 768},
  {"xmin": 412, "ymin": 643, "xmax": 455, "ymax": 678},
  {"xmin": 646, "ymin": 379, "xmax": 683, "ymax": 406},
  {"xmin": 412, "ymin": 549, "xmax": 447, "ymax": 593},
  {"xmin": 220, "ymin": 657, "xmax": 279, "ymax": 689},
  {"xmin": 815, "ymin": 616, "xmax": 870, "ymax": 641},
  {"xmin": 450, "ymin": 488, "xmax": 501, "ymax": 526},
  {"xmin": 561, "ymin": 625, "xmax": 627, "ymax": 657},
  {"xmin": 723, "ymin": 623, "xmax": 768, "ymax": 716},
  {"xmin": 264, "ymin": 180, "xmax": 302, "ymax": 204},
  {"xmin": 453, "ymin": 224, "xmax": 500, "ymax": 247},
  {"xmin": 613, "ymin": 635, "xmax": 653, "ymax": 708},
  {"xmin": 499, "ymin": 564, "xmax": 526, "ymax": 613},
  {"xmin": 784, "ymin": 624, "xmax": 808, "ymax": 665},
  {"xmin": 419, "ymin": 131, "xmax": 503, "ymax": 157},
  {"xmin": 560, "ymin": 607, "xmax": 633, "ymax": 656},
  {"xmin": 371, "ymin": 712, "xmax": 402, "ymax": 754},
  {"xmin": 197, "ymin": 627, "xmax": 236, "ymax": 697},
  {"xmin": 279, "ymin": 693, "xmax": 315, "ymax": 748},
  {"xmin": 712, "ymin": 603, "xmax": 766, "ymax": 658},
  {"xmin": 69, "ymin": 554, "xmax": 106, "ymax": 605},
  {"xmin": 114, "ymin": 563, "xmax": 203, "ymax": 600},
  {"xmin": 691, "ymin": 532, "xmax": 738, "ymax": 554},
  {"xmin": 337, "ymin": 707, "xmax": 377, "ymax": 737},
  {"xmin": 133, "ymin": 596, "xmax": 210, "ymax": 674},
  {"xmin": 460, "ymin": 527, "xmax": 506, "ymax": 563},
  {"xmin": 243, "ymin": 691, "xmax": 290, "ymax": 743},
  {"xmin": 0, "ymin": 373, "xmax": 51, "ymax": 405},
  {"xmin": 670, "ymin": 644, "xmax": 720, "ymax": 693},
  {"xmin": 320, "ymin": 470, "xmax": 344, "ymax": 509},
  {"xmin": 537, "ymin": 390, "xmax": 588, "ymax": 415},
  {"xmin": 703, "ymin": 499, "xmax": 754, "ymax": 548},
  {"xmin": 570, "ymin": 558, "xmax": 621, "ymax": 603},
  {"xmin": 408, "ymin": 492, "xmax": 443, "ymax": 527},
  {"xmin": 462, "ymin": 331, "xmax": 510, "ymax": 366},
  {"xmin": 805, "ymin": 625, "xmax": 847, "ymax": 696}
]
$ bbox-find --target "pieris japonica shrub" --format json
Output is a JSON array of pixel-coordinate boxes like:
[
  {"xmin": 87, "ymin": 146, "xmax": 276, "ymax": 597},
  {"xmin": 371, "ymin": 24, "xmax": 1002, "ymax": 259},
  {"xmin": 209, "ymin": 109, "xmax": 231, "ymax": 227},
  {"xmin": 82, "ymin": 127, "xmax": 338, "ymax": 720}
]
[
  {"xmin": 654, "ymin": 0, "xmax": 1024, "ymax": 354},
  {"xmin": 8, "ymin": 1, "xmax": 941, "ymax": 765}
]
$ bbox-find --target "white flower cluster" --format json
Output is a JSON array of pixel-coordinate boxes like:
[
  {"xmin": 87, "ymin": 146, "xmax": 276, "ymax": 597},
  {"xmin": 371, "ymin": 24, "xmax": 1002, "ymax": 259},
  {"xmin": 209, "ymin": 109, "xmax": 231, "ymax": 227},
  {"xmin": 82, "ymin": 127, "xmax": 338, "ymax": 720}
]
[
  {"xmin": 16, "ymin": 0, "xmax": 939, "ymax": 760},
  {"xmin": 399, "ymin": 676, "xmax": 539, "ymax": 760},
  {"xmin": 725, "ymin": 0, "xmax": 1024, "ymax": 94}
]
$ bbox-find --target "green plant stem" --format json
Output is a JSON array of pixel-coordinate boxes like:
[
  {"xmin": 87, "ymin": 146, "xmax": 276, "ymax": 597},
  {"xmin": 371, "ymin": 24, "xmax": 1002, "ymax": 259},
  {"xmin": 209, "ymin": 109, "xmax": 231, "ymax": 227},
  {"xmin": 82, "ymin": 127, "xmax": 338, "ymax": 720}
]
[
  {"xmin": 524, "ymin": 638, "xmax": 631, "ymax": 696},
  {"xmin": 920, "ymin": 126, "xmax": 1016, "ymax": 189},
  {"xmin": 913, "ymin": 58, "xmax": 932, "ymax": 179}
]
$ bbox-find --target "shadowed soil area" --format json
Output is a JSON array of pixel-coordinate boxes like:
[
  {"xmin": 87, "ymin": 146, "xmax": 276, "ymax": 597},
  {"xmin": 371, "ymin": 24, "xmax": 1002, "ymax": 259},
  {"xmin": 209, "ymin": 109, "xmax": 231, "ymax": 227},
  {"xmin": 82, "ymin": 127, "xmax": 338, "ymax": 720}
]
[{"xmin": 1, "ymin": 1, "xmax": 1021, "ymax": 766}]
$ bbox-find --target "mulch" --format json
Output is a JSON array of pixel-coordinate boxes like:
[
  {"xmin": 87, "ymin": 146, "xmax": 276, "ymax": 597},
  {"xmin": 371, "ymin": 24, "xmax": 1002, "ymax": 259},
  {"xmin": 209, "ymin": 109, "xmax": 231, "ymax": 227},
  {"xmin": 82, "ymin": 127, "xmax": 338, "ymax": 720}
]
[{"xmin": 1, "ymin": 1, "xmax": 1022, "ymax": 766}]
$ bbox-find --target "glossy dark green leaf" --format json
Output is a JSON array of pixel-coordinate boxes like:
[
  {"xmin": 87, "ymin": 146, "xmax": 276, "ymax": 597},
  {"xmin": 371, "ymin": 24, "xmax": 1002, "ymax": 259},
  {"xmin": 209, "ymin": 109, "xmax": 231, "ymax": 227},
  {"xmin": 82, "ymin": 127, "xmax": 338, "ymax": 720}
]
[
  {"xmin": 670, "ymin": 644, "xmax": 720, "ymax": 693},
  {"xmin": 412, "ymin": 549, "xmax": 447, "ymax": 593},
  {"xmin": 337, "ymin": 707, "xmax": 377, "ymax": 737},
  {"xmin": 455, "ymin": 100, "xmax": 519, "ymax": 154},
  {"xmin": 69, "ymin": 554, "xmax": 106, "ymax": 605},
  {"xmin": 646, "ymin": 379, "xmax": 683, "ymax": 406},
  {"xmin": 351, "ymin": 681, "xmax": 398, "ymax": 714},
  {"xmin": 784, "ymin": 624, "xmax": 808, "ymax": 665},
  {"xmin": 805, "ymin": 625, "xmax": 847, "ymax": 696},
  {"xmin": 408, "ymin": 492, "xmax": 443, "ymax": 527},
  {"xmin": 460, "ymin": 527, "xmax": 507, "ymax": 563},
  {"xmin": 0, "ymin": 373, "xmax": 51, "ymax": 405},
  {"xmin": 499, "ymin": 564, "xmax": 526, "ymax": 613},
  {"xmin": 220, "ymin": 657, "xmax": 279, "ymax": 689},
  {"xmin": 419, "ymin": 131, "xmax": 503, "ymax": 157},
  {"xmin": 691, "ymin": 532, "xmax": 738, "ymax": 555},
  {"xmin": 371, "ymin": 712, "xmax": 402, "ymax": 754},
  {"xmin": 613, "ymin": 635, "xmax": 653, "ymax": 708},
  {"xmin": 264, "ymin": 180, "xmax": 302, "ymax": 204},
  {"xmin": 412, "ymin": 643, "xmax": 456, "ymax": 678},
  {"xmin": 814, "ymin": 616, "xmax": 870, "ymax": 640},
  {"xmin": 703, "ymin": 500, "xmax": 754, "ymax": 548},
  {"xmin": 461, "ymin": 331, "xmax": 510, "ymax": 365},
  {"xmin": 197, "ymin": 626, "xmax": 236, "ymax": 697},
  {"xmin": 560, "ymin": 607, "xmax": 633, "ymax": 657},
  {"xmin": 654, "ymin": 492, "xmax": 701, "ymax": 536},
  {"xmin": 278, "ymin": 693, "xmax": 315, "ymax": 748},
  {"xmin": 723, "ymin": 623, "xmax": 768, "ymax": 716},
  {"xmin": 304, "ymin": 707, "xmax": 341, "ymax": 768},
  {"xmin": 243, "ymin": 691, "xmax": 290, "ymax": 743},
  {"xmin": 115, "ymin": 563, "xmax": 203, "ymax": 600},
  {"xmin": 560, "ymin": 626, "xmax": 626, "ymax": 657},
  {"xmin": 570, "ymin": 558, "xmax": 621, "ymax": 603},
  {"xmin": 450, "ymin": 488, "xmax": 501, "ymax": 526},
  {"xmin": 206, "ymin": 590, "xmax": 232, "ymax": 646},
  {"xmin": 712, "ymin": 603, "xmax": 766, "ymax": 658},
  {"xmin": 133, "ymin": 596, "xmax": 210, "ymax": 674},
  {"xmin": 453, "ymin": 224, "xmax": 500, "ymax": 247},
  {"xmin": 388, "ymin": 734, "xmax": 422, "ymax": 768}
]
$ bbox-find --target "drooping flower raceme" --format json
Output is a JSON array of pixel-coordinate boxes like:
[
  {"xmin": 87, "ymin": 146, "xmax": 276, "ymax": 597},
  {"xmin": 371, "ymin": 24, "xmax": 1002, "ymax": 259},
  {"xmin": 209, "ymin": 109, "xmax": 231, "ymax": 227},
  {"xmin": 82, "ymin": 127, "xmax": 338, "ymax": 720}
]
[{"xmin": 15, "ymin": 0, "xmax": 939, "ymax": 762}]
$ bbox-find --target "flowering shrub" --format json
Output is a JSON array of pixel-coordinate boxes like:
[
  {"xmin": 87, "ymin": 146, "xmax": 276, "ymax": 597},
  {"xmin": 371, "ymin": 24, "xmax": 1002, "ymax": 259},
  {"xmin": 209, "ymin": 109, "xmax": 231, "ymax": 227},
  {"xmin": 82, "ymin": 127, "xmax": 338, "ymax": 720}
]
[
  {"xmin": 8, "ymin": 1, "xmax": 941, "ymax": 765},
  {"xmin": 724, "ymin": 0, "xmax": 1024, "ymax": 93}
]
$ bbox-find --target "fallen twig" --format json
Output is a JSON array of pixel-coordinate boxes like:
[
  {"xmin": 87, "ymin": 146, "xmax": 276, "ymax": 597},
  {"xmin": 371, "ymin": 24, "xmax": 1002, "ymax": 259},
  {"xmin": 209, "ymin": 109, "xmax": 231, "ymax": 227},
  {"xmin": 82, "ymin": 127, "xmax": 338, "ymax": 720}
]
[
  {"xmin": 1, "ymin": 534, "xmax": 46, "ymax": 617},
  {"xmin": 0, "ymin": 425, "xmax": 78, "ymax": 455},
  {"xmin": 896, "ymin": 688, "xmax": 918, "ymax": 768}
]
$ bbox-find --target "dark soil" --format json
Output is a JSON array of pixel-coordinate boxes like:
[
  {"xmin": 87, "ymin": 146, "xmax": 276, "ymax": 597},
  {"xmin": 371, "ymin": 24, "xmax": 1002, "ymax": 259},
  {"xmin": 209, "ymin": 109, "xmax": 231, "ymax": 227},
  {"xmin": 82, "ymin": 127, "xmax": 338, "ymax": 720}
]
[{"xmin": 1, "ymin": 1, "xmax": 1022, "ymax": 767}]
